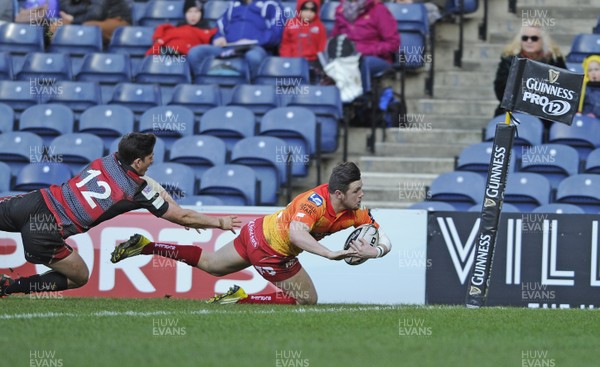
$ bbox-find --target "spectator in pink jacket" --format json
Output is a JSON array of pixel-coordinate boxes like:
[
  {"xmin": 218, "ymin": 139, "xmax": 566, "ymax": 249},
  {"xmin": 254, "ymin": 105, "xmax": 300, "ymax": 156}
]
[{"xmin": 331, "ymin": 0, "xmax": 400, "ymax": 92}]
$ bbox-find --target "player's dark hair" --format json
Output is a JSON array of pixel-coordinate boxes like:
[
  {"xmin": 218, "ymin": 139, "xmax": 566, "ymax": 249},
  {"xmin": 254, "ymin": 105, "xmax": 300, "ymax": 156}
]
[
  {"xmin": 118, "ymin": 133, "xmax": 157, "ymax": 165},
  {"xmin": 328, "ymin": 162, "xmax": 361, "ymax": 194}
]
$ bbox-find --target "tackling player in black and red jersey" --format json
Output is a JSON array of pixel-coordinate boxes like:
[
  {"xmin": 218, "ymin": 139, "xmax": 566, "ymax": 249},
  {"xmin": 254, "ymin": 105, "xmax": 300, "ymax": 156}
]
[{"xmin": 0, "ymin": 133, "xmax": 241, "ymax": 296}]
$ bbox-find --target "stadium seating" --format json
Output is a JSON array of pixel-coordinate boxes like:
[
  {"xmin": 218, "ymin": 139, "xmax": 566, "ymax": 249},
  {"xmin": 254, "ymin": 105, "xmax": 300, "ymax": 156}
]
[
  {"xmin": 198, "ymin": 106, "xmax": 256, "ymax": 151},
  {"xmin": 146, "ymin": 162, "xmax": 196, "ymax": 200},
  {"xmin": 110, "ymin": 135, "xmax": 167, "ymax": 164},
  {"xmin": 504, "ymin": 173, "xmax": 551, "ymax": 212},
  {"xmin": 566, "ymin": 33, "xmax": 600, "ymax": 63},
  {"xmin": 254, "ymin": 57, "xmax": 311, "ymax": 88},
  {"xmin": 108, "ymin": 26, "xmax": 154, "ymax": 69},
  {"xmin": 228, "ymin": 84, "xmax": 279, "ymax": 120},
  {"xmin": 14, "ymin": 162, "xmax": 72, "ymax": 191},
  {"xmin": 109, "ymin": 83, "xmax": 162, "ymax": 119},
  {"xmin": 192, "ymin": 56, "xmax": 251, "ymax": 101},
  {"xmin": 485, "ymin": 113, "xmax": 543, "ymax": 156},
  {"xmin": 75, "ymin": 53, "xmax": 132, "ymax": 103},
  {"xmin": 428, "ymin": 171, "xmax": 485, "ymax": 210},
  {"xmin": 168, "ymin": 135, "xmax": 227, "ymax": 180},
  {"xmin": 259, "ymin": 107, "xmax": 318, "ymax": 177},
  {"xmin": 286, "ymin": 85, "xmax": 342, "ymax": 153},
  {"xmin": 168, "ymin": 84, "xmax": 222, "ymax": 121},
  {"xmin": 0, "ymin": 131, "xmax": 44, "ymax": 175},
  {"xmin": 0, "ymin": 102, "xmax": 14, "ymax": 133},
  {"xmin": 48, "ymin": 24, "xmax": 103, "ymax": 72},
  {"xmin": 79, "ymin": 105, "xmax": 135, "ymax": 151},
  {"xmin": 555, "ymin": 174, "xmax": 600, "ymax": 214},
  {"xmin": 455, "ymin": 142, "xmax": 516, "ymax": 179},
  {"xmin": 445, "ymin": 0, "xmax": 479, "ymax": 14},
  {"xmin": 16, "ymin": 52, "xmax": 72, "ymax": 82},
  {"xmin": 19, "ymin": 104, "xmax": 74, "ymax": 146},
  {"xmin": 320, "ymin": 1, "xmax": 339, "ymax": 35},
  {"xmin": 47, "ymin": 133, "xmax": 105, "ymax": 174},
  {"xmin": 0, "ymin": 80, "xmax": 42, "ymax": 117},
  {"xmin": 134, "ymin": 55, "xmax": 191, "ymax": 103},
  {"xmin": 0, "ymin": 23, "xmax": 44, "ymax": 69},
  {"xmin": 0, "ymin": 161, "xmax": 11, "ymax": 193},
  {"xmin": 176, "ymin": 195, "xmax": 225, "ymax": 207},
  {"xmin": 0, "ymin": 52, "xmax": 13, "ymax": 80},
  {"xmin": 519, "ymin": 144, "xmax": 579, "ymax": 189},
  {"xmin": 408, "ymin": 201, "xmax": 456, "ymax": 211},
  {"xmin": 138, "ymin": 0, "xmax": 185, "ymax": 28},
  {"xmin": 584, "ymin": 148, "xmax": 600, "ymax": 173},
  {"xmin": 138, "ymin": 105, "xmax": 195, "ymax": 149},
  {"xmin": 46, "ymin": 81, "xmax": 102, "ymax": 117},
  {"xmin": 532, "ymin": 203, "xmax": 585, "ymax": 214},
  {"xmin": 385, "ymin": 2, "xmax": 429, "ymax": 69},
  {"xmin": 198, "ymin": 164, "xmax": 258, "ymax": 206},
  {"xmin": 203, "ymin": 0, "xmax": 230, "ymax": 28},
  {"xmin": 548, "ymin": 115, "xmax": 600, "ymax": 160},
  {"xmin": 230, "ymin": 136, "xmax": 289, "ymax": 206}
]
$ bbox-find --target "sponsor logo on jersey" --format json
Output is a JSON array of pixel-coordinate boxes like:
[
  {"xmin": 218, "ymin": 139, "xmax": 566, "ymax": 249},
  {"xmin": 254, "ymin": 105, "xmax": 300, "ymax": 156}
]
[{"xmin": 308, "ymin": 193, "xmax": 323, "ymax": 206}]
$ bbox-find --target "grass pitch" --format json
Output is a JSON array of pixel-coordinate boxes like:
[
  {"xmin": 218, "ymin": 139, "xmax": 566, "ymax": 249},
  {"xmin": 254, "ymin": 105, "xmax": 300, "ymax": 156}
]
[{"xmin": 2, "ymin": 297, "xmax": 598, "ymax": 367}]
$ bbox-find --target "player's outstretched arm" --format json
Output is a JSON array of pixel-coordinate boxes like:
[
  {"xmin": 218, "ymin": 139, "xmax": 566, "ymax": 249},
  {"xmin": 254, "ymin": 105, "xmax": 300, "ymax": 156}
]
[{"xmin": 289, "ymin": 221, "xmax": 357, "ymax": 260}]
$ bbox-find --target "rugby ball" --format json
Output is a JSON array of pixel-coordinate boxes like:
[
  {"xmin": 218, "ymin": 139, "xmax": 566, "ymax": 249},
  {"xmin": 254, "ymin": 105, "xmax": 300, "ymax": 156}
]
[{"xmin": 343, "ymin": 224, "xmax": 379, "ymax": 265}]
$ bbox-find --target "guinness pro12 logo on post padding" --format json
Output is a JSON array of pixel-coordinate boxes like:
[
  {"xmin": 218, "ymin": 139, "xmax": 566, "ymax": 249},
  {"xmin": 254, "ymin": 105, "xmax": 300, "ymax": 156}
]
[{"xmin": 500, "ymin": 58, "xmax": 584, "ymax": 125}]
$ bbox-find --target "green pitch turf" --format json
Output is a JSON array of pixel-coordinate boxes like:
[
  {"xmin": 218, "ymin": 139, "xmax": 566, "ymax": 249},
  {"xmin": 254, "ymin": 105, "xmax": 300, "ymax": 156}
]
[{"xmin": 2, "ymin": 297, "xmax": 598, "ymax": 367}]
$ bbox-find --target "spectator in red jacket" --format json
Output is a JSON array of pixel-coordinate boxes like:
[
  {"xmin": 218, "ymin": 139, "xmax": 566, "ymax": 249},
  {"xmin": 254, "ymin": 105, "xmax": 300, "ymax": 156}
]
[
  {"xmin": 146, "ymin": 0, "xmax": 217, "ymax": 56},
  {"xmin": 331, "ymin": 0, "xmax": 400, "ymax": 92},
  {"xmin": 280, "ymin": 0, "xmax": 327, "ymax": 61}
]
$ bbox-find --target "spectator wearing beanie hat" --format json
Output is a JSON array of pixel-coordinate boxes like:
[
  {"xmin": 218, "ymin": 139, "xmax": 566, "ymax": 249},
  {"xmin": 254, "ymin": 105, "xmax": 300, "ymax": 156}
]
[
  {"xmin": 279, "ymin": 0, "xmax": 327, "ymax": 62},
  {"xmin": 146, "ymin": 0, "xmax": 217, "ymax": 56}
]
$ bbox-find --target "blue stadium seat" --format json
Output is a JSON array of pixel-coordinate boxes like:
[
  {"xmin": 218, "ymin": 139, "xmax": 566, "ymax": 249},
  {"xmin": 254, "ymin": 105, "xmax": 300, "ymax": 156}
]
[
  {"xmin": 146, "ymin": 162, "xmax": 196, "ymax": 201},
  {"xmin": 445, "ymin": 0, "xmax": 478, "ymax": 14},
  {"xmin": 532, "ymin": 203, "xmax": 585, "ymax": 214},
  {"xmin": 176, "ymin": 195, "xmax": 225, "ymax": 207},
  {"xmin": 0, "ymin": 161, "xmax": 12, "ymax": 193},
  {"xmin": 320, "ymin": 1, "xmax": 339, "ymax": 35},
  {"xmin": 428, "ymin": 171, "xmax": 485, "ymax": 211},
  {"xmin": 193, "ymin": 56, "xmax": 251, "ymax": 101},
  {"xmin": 19, "ymin": 104, "xmax": 74, "ymax": 146},
  {"xmin": 594, "ymin": 15, "xmax": 600, "ymax": 34},
  {"xmin": 198, "ymin": 106, "xmax": 255, "ymax": 151},
  {"xmin": 110, "ymin": 135, "xmax": 166, "ymax": 164},
  {"xmin": 138, "ymin": 0, "xmax": 185, "ymax": 28},
  {"xmin": 485, "ymin": 113, "xmax": 543, "ymax": 156},
  {"xmin": 48, "ymin": 24, "xmax": 103, "ymax": 72},
  {"xmin": 584, "ymin": 148, "xmax": 600, "ymax": 174},
  {"xmin": 168, "ymin": 135, "xmax": 227, "ymax": 180},
  {"xmin": 0, "ymin": 52, "xmax": 13, "ymax": 80},
  {"xmin": 108, "ymin": 82, "xmax": 161, "ymax": 119},
  {"xmin": 168, "ymin": 84, "xmax": 222, "ymax": 121},
  {"xmin": 566, "ymin": 62, "xmax": 583, "ymax": 74},
  {"xmin": 0, "ymin": 80, "xmax": 39, "ymax": 117},
  {"xmin": 566, "ymin": 33, "xmax": 600, "ymax": 63},
  {"xmin": 230, "ymin": 136, "xmax": 289, "ymax": 206},
  {"xmin": 259, "ymin": 107, "xmax": 318, "ymax": 177},
  {"xmin": 455, "ymin": 142, "xmax": 516, "ymax": 179},
  {"xmin": 138, "ymin": 105, "xmax": 194, "ymax": 149},
  {"xmin": 286, "ymin": 85, "xmax": 342, "ymax": 153},
  {"xmin": 135, "ymin": 55, "xmax": 191, "ymax": 103},
  {"xmin": 408, "ymin": 201, "xmax": 456, "ymax": 211},
  {"xmin": 203, "ymin": 0, "xmax": 230, "ymax": 28},
  {"xmin": 79, "ymin": 105, "xmax": 135, "ymax": 151},
  {"xmin": 0, "ymin": 23, "xmax": 44, "ymax": 69},
  {"xmin": 198, "ymin": 164, "xmax": 258, "ymax": 206},
  {"xmin": 504, "ymin": 173, "xmax": 551, "ymax": 212},
  {"xmin": 228, "ymin": 84, "xmax": 279, "ymax": 119},
  {"xmin": 555, "ymin": 174, "xmax": 600, "ymax": 214},
  {"xmin": 14, "ymin": 162, "xmax": 72, "ymax": 191},
  {"xmin": 519, "ymin": 144, "xmax": 579, "ymax": 189},
  {"xmin": 47, "ymin": 133, "xmax": 105, "ymax": 174},
  {"xmin": 108, "ymin": 26, "xmax": 154, "ymax": 68},
  {"xmin": 0, "ymin": 102, "xmax": 14, "ymax": 133},
  {"xmin": 16, "ymin": 52, "xmax": 72, "ymax": 82},
  {"xmin": 76, "ymin": 53, "xmax": 132, "ymax": 103},
  {"xmin": 0, "ymin": 131, "xmax": 44, "ymax": 175},
  {"xmin": 385, "ymin": 3, "xmax": 429, "ymax": 69},
  {"xmin": 468, "ymin": 202, "xmax": 521, "ymax": 213},
  {"xmin": 46, "ymin": 81, "xmax": 102, "ymax": 117},
  {"xmin": 548, "ymin": 115, "xmax": 600, "ymax": 160},
  {"xmin": 254, "ymin": 57, "xmax": 310, "ymax": 88}
]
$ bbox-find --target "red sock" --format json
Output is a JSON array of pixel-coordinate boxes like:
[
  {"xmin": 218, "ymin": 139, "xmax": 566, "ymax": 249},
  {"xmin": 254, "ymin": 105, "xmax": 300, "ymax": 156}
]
[
  {"xmin": 141, "ymin": 242, "xmax": 202, "ymax": 266},
  {"xmin": 238, "ymin": 292, "xmax": 297, "ymax": 304}
]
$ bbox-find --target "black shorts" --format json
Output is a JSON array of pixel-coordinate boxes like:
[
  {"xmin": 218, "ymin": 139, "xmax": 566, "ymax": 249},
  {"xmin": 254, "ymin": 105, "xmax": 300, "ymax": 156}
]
[{"xmin": 0, "ymin": 191, "xmax": 72, "ymax": 265}]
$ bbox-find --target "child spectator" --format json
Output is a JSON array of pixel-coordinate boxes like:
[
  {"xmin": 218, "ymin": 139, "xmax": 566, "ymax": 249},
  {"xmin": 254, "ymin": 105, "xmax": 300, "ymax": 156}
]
[
  {"xmin": 279, "ymin": 0, "xmax": 327, "ymax": 62},
  {"xmin": 579, "ymin": 55, "xmax": 600, "ymax": 117},
  {"xmin": 146, "ymin": 0, "xmax": 217, "ymax": 56}
]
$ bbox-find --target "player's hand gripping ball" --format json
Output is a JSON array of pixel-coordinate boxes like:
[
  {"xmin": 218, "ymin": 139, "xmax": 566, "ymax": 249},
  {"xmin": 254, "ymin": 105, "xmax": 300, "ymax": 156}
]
[{"xmin": 343, "ymin": 224, "xmax": 379, "ymax": 265}]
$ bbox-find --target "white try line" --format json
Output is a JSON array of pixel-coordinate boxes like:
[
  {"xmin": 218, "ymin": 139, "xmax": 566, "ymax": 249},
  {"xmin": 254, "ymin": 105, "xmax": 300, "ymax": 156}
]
[{"xmin": 0, "ymin": 305, "xmax": 402, "ymax": 320}]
